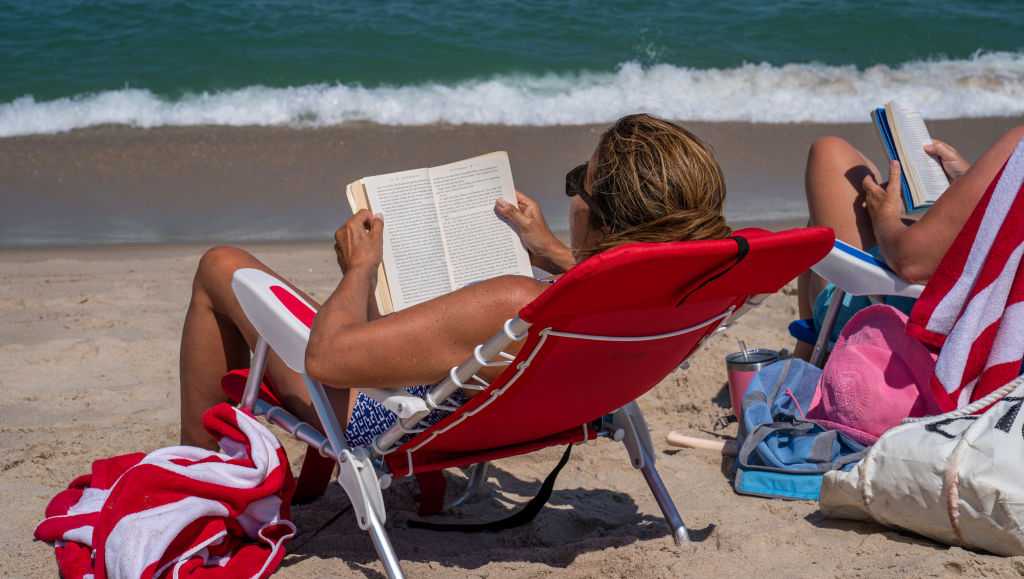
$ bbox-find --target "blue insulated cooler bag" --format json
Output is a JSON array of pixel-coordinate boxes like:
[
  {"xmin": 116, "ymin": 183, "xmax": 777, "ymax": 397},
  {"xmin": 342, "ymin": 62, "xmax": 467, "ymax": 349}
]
[{"xmin": 734, "ymin": 358, "xmax": 866, "ymax": 500}]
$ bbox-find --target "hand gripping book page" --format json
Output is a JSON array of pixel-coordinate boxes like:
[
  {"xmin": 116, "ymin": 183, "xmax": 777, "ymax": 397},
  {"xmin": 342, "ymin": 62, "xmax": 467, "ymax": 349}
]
[{"xmin": 346, "ymin": 152, "xmax": 532, "ymax": 315}]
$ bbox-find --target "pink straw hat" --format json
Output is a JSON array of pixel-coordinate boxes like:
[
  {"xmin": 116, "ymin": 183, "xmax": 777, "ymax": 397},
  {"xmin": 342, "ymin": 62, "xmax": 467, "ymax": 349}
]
[{"xmin": 806, "ymin": 304, "xmax": 941, "ymax": 445}]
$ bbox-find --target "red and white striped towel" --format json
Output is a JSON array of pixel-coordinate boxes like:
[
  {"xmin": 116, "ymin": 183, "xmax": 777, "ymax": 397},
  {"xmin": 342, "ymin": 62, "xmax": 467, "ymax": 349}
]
[
  {"xmin": 34, "ymin": 403, "xmax": 296, "ymax": 579},
  {"xmin": 908, "ymin": 139, "xmax": 1024, "ymax": 411}
]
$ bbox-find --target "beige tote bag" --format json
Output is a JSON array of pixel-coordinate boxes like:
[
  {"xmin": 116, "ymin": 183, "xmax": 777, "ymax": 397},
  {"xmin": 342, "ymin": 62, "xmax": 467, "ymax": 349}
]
[{"xmin": 820, "ymin": 375, "xmax": 1024, "ymax": 556}]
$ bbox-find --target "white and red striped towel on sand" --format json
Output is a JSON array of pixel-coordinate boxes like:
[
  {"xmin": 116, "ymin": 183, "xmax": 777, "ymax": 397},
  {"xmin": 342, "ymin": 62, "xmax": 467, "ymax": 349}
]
[
  {"xmin": 908, "ymin": 139, "xmax": 1024, "ymax": 411},
  {"xmin": 34, "ymin": 403, "xmax": 297, "ymax": 578}
]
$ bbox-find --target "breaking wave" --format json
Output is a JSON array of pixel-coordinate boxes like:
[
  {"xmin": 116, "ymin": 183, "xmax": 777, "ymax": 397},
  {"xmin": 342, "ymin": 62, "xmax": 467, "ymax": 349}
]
[{"xmin": 2, "ymin": 52, "xmax": 1023, "ymax": 137}]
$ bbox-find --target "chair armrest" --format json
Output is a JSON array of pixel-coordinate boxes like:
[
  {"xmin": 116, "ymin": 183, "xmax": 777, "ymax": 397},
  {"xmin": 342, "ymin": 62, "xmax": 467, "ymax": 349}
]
[
  {"xmin": 231, "ymin": 268, "xmax": 315, "ymax": 374},
  {"xmin": 360, "ymin": 389, "xmax": 431, "ymax": 419},
  {"xmin": 810, "ymin": 240, "xmax": 924, "ymax": 299}
]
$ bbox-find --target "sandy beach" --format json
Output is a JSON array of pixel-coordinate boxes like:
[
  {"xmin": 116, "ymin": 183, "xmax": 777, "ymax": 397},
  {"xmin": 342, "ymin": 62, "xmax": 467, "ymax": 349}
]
[{"xmin": 3, "ymin": 240, "xmax": 1023, "ymax": 578}]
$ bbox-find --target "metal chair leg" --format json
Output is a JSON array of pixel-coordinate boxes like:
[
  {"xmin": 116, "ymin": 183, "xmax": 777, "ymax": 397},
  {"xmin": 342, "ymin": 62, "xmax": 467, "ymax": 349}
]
[
  {"xmin": 365, "ymin": 505, "xmax": 405, "ymax": 579},
  {"xmin": 239, "ymin": 337, "xmax": 269, "ymax": 412},
  {"xmin": 612, "ymin": 402, "xmax": 691, "ymax": 545},
  {"xmin": 445, "ymin": 462, "xmax": 490, "ymax": 510},
  {"xmin": 304, "ymin": 375, "xmax": 405, "ymax": 577},
  {"xmin": 249, "ymin": 395, "xmax": 405, "ymax": 577},
  {"xmin": 239, "ymin": 338, "xmax": 405, "ymax": 575},
  {"xmin": 638, "ymin": 446, "xmax": 689, "ymax": 545},
  {"xmin": 810, "ymin": 287, "xmax": 845, "ymax": 367}
]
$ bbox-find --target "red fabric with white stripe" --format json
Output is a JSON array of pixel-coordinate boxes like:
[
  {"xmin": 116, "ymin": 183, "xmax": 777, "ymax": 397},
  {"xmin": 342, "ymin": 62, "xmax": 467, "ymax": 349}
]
[
  {"xmin": 384, "ymin": 227, "xmax": 835, "ymax": 478},
  {"xmin": 34, "ymin": 403, "xmax": 296, "ymax": 579},
  {"xmin": 907, "ymin": 139, "xmax": 1024, "ymax": 411}
]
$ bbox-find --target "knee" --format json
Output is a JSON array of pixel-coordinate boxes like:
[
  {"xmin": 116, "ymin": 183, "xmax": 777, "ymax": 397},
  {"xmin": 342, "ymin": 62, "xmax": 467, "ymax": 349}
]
[
  {"xmin": 194, "ymin": 245, "xmax": 254, "ymax": 291},
  {"xmin": 808, "ymin": 136, "xmax": 853, "ymax": 162}
]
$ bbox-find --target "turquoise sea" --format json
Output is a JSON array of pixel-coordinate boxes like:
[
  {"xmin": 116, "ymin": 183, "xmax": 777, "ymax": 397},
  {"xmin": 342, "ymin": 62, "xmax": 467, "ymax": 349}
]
[
  {"xmin": 1, "ymin": 0, "xmax": 1023, "ymax": 135},
  {"xmin": 1, "ymin": 1, "xmax": 1023, "ymax": 247}
]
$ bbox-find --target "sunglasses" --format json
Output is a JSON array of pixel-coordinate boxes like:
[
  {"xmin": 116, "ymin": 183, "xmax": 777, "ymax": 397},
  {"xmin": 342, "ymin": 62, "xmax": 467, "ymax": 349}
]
[{"xmin": 565, "ymin": 163, "xmax": 606, "ymax": 226}]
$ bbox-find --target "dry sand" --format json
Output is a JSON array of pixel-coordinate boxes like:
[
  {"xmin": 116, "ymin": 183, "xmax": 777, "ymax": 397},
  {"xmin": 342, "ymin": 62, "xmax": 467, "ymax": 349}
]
[{"xmin": 2, "ymin": 241, "xmax": 1023, "ymax": 578}]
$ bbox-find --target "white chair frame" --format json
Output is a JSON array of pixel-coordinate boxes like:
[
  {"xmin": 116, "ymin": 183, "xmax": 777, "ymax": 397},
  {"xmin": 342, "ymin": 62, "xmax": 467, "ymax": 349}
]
[{"xmin": 808, "ymin": 240, "xmax": 925, "ymax": 367}]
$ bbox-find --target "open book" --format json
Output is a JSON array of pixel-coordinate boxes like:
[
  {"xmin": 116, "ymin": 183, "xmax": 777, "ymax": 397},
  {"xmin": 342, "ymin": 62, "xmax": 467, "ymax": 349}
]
[
  {"xmin": 871, "ymin": 101, "xmax": 950, "ymax": 215},
  {"xmin": 346, "ymin": 151, "xmax": 532, "ymax": 315}
]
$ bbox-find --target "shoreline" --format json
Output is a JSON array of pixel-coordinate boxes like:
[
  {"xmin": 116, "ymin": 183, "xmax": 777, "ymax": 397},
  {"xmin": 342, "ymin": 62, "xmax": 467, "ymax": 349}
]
[
  {"xmin": 1, "ymin": 117, "xmax": 1019, "ymax": 248},
  {"xmin": 0, "ymin": 214, "xmax": 808, "ymax": 257}
]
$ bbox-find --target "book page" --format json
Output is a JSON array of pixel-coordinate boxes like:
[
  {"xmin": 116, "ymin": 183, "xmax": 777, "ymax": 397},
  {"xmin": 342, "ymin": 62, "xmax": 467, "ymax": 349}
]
[
  {"xmin": 362, "ymin": 168, "xmax": 453, "ymax": 311},
  {"xmin": 428, "ymin": 152, "xmax": 532, "ymax": 289},
  {"xmin": 886, "ymin": 101, "xmax": 950, "ymax": 206}
]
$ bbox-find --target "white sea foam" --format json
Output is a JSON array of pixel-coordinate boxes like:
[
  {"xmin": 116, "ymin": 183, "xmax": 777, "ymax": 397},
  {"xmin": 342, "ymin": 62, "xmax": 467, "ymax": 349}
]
[{"xmin": 2, "ymin": 52, "xmax": 1023, "ymax": 137}]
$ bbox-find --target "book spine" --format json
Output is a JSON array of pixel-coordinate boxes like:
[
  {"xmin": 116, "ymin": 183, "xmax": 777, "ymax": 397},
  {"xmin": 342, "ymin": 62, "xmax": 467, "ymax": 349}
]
[{"xmin": 872, "ymin": 108, "xmax": 915, "ymax": 213}]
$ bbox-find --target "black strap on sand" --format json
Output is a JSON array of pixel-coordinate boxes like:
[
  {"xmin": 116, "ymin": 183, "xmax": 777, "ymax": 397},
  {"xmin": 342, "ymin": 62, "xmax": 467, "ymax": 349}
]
[
  {"xmin": 407, "ymin": 444, "xmax": 573, "ymax": 533},
  {"xmin": 675, "ymin": 235, "xmax": 751, "ymax": 307}
]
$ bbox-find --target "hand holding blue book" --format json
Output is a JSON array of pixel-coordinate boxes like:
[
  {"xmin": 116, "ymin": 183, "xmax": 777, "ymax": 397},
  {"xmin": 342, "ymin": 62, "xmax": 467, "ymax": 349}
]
[{"xmin": 871, "ymin": 102, "xmax": 950, "ymax": 215}]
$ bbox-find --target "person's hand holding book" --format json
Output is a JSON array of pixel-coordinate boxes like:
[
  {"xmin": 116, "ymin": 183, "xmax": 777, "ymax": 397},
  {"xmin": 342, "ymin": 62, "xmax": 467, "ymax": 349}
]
[
  {"xmin": 334, "ymin": 209, "xmax": 384, "ymax": 277},
  {"xmin": 923, "ymin": 139, "xmax": 971, "ymax": 182},
  {"xmin": 862, "ymin": 160, "xmax": 919, "ymax": 277},
  {"xmin": 862, "ymin": 161, "xmax": 905, "ymax": 223},
  {"xmin": 495, "ymin": 191, "xmax": 574, "ymax": 274}
]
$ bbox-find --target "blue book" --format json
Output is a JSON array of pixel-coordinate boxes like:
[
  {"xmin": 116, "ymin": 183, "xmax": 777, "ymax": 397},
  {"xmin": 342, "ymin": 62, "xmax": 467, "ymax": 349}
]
[{"xmin": 870, "ymin": 102, "xmax": 950, "ymax": 216}]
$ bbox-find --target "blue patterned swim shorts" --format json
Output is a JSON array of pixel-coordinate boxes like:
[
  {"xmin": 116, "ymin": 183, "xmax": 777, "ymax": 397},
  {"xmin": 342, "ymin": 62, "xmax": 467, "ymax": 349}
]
[{"xmin": 343, "ymin": 385, "xmax": 468, "ymax": 449}]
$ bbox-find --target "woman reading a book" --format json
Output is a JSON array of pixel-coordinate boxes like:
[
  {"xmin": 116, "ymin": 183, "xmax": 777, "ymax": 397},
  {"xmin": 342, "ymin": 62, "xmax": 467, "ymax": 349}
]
[
  {"xmin": 794, "ymin": 125, "xmax": 1024, "ymax": 358},
  {"xmin": 179, "ymin": 113, "xmax": 732, "ymax": 448}
]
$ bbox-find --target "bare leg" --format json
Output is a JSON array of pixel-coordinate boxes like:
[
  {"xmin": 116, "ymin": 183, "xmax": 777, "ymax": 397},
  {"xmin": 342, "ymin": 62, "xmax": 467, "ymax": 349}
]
[
  {"xmin": 794, "ymin": 137, "xmax": 881, "ymax": 358},
  {"xmin": 179, "ymin": 246, "xmax": 352, "ymax": 448}
]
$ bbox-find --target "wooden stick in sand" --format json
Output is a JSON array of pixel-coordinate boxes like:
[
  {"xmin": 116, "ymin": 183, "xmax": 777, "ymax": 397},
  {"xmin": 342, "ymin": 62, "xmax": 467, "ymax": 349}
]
[{"xmin": 665, "ymin": 431, "xmax": 739, "ymax": 456}]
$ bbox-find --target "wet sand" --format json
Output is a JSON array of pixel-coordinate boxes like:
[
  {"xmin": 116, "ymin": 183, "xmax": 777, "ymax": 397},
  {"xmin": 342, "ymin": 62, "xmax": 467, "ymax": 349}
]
[{"xmin": 1, "ymin": 117, "xmax": 1019, "ymax": 246}]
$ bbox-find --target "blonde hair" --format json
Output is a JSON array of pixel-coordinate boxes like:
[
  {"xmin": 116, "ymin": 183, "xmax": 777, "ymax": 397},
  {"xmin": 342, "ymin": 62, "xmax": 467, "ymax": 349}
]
[{"xmin": 578, "ymin": 114, "xmax": 730, "ymax": 260}]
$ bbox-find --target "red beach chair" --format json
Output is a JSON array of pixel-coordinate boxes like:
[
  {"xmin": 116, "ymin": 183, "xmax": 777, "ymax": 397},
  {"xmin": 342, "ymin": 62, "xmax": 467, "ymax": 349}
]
[{"xmin": 225, "ymin": 227, "xmax": 833, "ymax": 578}]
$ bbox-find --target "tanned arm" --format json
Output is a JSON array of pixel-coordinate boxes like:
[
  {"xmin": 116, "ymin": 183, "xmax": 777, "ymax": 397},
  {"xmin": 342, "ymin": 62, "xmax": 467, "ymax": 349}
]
[
  {"xmin": 863, "ymin": 129, "xmax": 1024, "ymax": 283},
  {"xmin": 305, "ymin": 209, "xmax": 546, "ymax": 389}
]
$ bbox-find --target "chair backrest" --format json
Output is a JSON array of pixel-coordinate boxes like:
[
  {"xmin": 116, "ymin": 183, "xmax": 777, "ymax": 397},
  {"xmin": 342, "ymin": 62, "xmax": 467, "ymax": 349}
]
[{"xmin": 385, "ymin": 227, "xmax": 835, "ymax": 476}]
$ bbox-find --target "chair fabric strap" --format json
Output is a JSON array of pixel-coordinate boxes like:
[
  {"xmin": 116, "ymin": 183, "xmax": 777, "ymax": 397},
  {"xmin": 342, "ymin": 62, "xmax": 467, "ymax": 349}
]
[
  {"xmin": 406, "ymin": 445, "xmax": 573, "ymax": 533},
  {"xmin": 675, "ymin": 235, "xmax": 751, "ymax": 307}
]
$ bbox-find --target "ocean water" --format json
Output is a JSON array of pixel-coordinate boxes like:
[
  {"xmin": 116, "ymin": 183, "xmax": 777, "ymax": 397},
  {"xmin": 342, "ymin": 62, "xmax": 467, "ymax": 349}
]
[{"xmin": 1, "ymin": 0, "xmax": 1023, "ymax": 136}]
